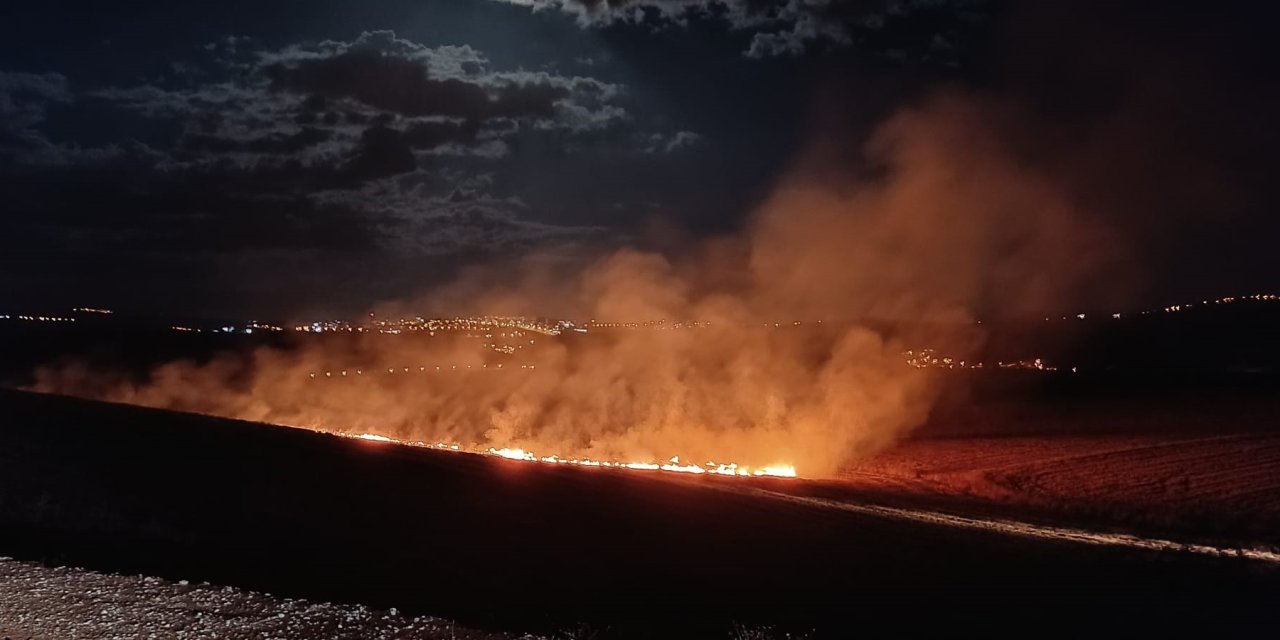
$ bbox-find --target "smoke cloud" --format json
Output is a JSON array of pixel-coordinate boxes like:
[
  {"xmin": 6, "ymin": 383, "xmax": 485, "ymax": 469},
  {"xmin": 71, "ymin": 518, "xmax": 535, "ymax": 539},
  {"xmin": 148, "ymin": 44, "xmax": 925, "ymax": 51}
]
[{"xmin": 30, "ymin": 91, "xmax": 1122, "ymax": 476}]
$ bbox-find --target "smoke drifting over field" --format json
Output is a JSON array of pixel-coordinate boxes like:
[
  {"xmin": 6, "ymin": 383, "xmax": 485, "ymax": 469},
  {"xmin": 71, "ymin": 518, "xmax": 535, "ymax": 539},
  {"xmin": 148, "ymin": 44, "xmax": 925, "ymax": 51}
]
[{"xmin": 31, "ymin": 93, "xmax": 1120, "ymax": 476}]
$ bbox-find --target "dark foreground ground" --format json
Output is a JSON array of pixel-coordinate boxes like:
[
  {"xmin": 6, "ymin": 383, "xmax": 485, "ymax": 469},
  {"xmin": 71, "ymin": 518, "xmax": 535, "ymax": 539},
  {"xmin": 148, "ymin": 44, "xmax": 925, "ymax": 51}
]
[
  {"xmin": 0, "ymin": 555, "xmax": 529, "ymax": 640},
  {"xmin": 1, "ymin": 390, "xmax": 1278, "ymax": 638}
]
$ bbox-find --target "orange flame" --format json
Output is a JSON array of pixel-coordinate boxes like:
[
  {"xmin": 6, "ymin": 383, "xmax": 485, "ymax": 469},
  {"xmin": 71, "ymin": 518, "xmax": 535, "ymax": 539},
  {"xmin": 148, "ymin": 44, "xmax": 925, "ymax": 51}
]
[{"xmin": 345, "ymin": 433, "xmax": 797, "ymax": 478}]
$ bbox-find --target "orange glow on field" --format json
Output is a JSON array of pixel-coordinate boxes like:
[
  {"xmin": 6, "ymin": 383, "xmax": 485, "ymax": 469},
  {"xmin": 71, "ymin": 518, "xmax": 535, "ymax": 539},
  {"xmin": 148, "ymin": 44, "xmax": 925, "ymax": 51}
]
[{"xmin": 341, "ymin": 433, "xmax": 797, "ymax": 478}]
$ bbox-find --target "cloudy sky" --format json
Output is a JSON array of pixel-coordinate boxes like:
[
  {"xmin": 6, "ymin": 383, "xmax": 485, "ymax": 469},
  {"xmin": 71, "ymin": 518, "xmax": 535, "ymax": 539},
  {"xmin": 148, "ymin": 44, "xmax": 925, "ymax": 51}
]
[{"xmin": 1, "ymin": 1, "xmax": 1277, "ymax": 318}]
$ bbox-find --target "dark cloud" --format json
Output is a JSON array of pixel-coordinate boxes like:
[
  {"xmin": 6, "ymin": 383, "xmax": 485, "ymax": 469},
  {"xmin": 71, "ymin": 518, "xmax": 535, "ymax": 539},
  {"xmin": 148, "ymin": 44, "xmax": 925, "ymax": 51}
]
[
  {"xmin": 643, "ymin": 129, "xmax": 701, "ymax": 153},
  {"xmin": 13, "ymin": 1, "xmax": 1272, "ymax": 320},
  {"xmin": 90, "ymin": 30, "xmax": 632, "ymax": 169},
  {"xmin": 0, "ymin": 157, "xmax": 383, "ymax": 251},
  {"xmin": 181, "ymin": 126, "xmax": 332, "ymax": 155},
  {"xmin": 0, "ymin": 71, "xmax": 82, "ymax": 164},
  {"xmin": 0, "ymin": 27, "xmax": 655, "ymax": 314},
  {"xmin": 0, "ymin": 71, "xmax": 69, "ymax": 146},
  {"xmin": 340, "ymin": 124, "xmax": 416, "ymax": 185},
  {"xmin": 402, "ymin": 119, "xmax": 481, "ymax": 150},
  {"xmin": 497, "ymin": 0, "xmax": 989, "ymax": 59},
  {"xmin": 265, "ymin": 50, "xmax": 569, "ymax": 119}
]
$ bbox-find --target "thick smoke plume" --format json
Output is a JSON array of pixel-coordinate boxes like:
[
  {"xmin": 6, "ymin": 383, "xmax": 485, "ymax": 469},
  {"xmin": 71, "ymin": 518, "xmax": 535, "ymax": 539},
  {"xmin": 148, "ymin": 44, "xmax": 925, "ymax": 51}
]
[{"xmin": 30, "ymin": 93, "xmax": 1119, "ymax": 476}]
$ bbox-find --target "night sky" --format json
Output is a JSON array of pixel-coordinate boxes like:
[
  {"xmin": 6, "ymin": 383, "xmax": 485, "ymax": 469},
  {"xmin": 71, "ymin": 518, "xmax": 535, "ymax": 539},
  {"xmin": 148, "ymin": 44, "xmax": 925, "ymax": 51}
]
[{"xmin": 1, "ymin": 1, "xmax": 1277, "ymax": 319}]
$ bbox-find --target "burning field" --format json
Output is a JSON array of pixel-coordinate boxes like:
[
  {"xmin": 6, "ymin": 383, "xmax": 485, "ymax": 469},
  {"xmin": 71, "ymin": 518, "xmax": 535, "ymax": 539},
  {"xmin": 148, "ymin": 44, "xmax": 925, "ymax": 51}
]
[
  {"xmin": 6, "ymin": 2, "xmax": 1280, "ymax": 637},
  {"xmin": 23, "ymin": 95, "xmax": 1127, "ymax": 481},
  {"xmin": 8, "ymin": 93, "xmax": 1280, "ymax": 632},
  {"xmin": 2, "ymin": 388, "xmax": 1279, "ymax": 639}
]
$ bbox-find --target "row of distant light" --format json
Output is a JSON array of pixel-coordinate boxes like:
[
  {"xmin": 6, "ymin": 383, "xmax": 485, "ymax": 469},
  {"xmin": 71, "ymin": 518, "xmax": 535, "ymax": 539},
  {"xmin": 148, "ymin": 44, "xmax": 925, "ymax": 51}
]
[
  {"xmin": 583, "ymin": 319, "xmax": 715, "ymax": 329},
  {"xmin": 582, "ymin": 320, "xmax": 829, "ymax": 329},
  {"xmin": 308, "ymin": 363, "xmax": 537, "ymax": 378},
  {"xmin": 293, "ymin": 327, "xmax": 450, "ymax": 335},
  {"xmin": 0, "ymin": 307, "xmax": 110, "ymax": 322},
  {"xmin": 295, "ymin": 317, "xmax": 565, "ymax": 336},
  {"xmin": 0, "ymin": 315, "xmax": 76, "ymax": 322},
  {"xmin": 306, "ymin": 297, "xmax": 1280, "ymax": 330},
  {"xmin": 903, "ymin": 349, "xmax": 1062, "ymax": 372},
  {"xmin": 38, "ymin": 293, "xmax": 1280, "ymax": 335},
  {"xmin": 189, "ymin": 295, "xmax": 1280, "ymax": 337},
  {"xmin": 169, "ymin": 324, "xmax": 278, "ymax": 334},
  {"xmin": 1047, "ymin": 293, "xmax": 1280, "ymax": 322},
  {"xmin": 342, "ymin": 432, "xmax": 797, "ymax": 478},
  {"xmin": 1146, "ymin": 293, "xmax": 1280, "ymax": 315},
  {"xmin": 183, "ymin": 324, "xmax": 286, "ymax": 335}
]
